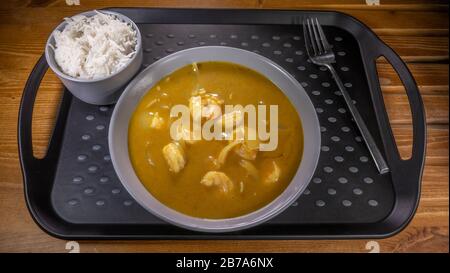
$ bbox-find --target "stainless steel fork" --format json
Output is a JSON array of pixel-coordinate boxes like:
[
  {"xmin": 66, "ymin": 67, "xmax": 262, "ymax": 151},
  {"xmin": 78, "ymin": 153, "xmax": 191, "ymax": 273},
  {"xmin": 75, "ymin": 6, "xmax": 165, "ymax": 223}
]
[{"xmin": 303, "ymin": 17, "xmax": 389, "ymax": 174}]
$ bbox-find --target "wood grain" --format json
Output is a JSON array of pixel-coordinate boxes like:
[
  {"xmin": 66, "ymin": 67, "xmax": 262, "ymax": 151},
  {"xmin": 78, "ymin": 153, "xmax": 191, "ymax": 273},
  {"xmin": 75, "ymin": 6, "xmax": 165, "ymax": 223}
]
[{"xmin": 0, "ymin": 0, "xmax": 447, "ymax": 253}]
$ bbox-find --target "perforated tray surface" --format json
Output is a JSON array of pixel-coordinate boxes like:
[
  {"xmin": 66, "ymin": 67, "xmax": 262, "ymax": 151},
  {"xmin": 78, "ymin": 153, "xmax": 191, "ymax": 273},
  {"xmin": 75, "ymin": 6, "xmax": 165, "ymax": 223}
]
[{"xmin": 20, "ymin": 8, "xmax": 425, "ymax": 239}]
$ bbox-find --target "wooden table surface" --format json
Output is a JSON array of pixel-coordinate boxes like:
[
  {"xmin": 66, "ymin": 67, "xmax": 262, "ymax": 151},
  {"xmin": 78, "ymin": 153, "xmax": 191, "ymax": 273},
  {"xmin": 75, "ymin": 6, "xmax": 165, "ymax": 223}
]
[{"xmin": 0, "ymin": 0, "xmax": 448, "ymax": 253}]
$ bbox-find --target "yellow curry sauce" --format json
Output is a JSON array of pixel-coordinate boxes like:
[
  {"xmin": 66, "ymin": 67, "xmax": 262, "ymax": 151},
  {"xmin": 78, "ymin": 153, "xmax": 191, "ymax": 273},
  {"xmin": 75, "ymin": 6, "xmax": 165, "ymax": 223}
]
[{"xmin": 128, "ymin": 62, "xmax": 303, "ymax": 219}]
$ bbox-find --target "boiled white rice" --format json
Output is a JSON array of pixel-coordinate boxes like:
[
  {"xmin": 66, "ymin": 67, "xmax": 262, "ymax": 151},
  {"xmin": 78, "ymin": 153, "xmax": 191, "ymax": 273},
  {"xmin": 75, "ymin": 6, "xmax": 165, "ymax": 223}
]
[{"xmin": 51, "ymin": 11, "xmax": 137, "ymax": 80}]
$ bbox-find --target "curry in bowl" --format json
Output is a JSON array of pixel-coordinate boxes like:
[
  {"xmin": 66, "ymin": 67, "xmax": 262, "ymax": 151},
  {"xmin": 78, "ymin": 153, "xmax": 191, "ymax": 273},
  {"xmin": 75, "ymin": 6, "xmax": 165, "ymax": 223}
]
[{"xmin": 128, "ymin": 61, "xmax": 303, "ymax": 219}]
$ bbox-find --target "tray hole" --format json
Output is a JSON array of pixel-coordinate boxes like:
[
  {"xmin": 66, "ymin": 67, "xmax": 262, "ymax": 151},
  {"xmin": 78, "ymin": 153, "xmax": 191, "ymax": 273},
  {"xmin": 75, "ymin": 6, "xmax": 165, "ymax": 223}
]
[
  {"xmin": 328, "ymin": 117, "xmax": 337, "ymax": 123},
  {"xmin": 72, "ymin": 176, "xmax": 83, "ymax": 184},
  {"xmin": 345, "ymin": 146, "xmax": 354, "ymax": 152},
  {"xmin": 99, "ymin": 176, "xmax": 109, "ymax": 184},
  {"xmin": 96, "ymin": 124, "xmax": 105, "ymax": 131},
  {"xmin": 334, "ymin": 156, "xmax": 344, "ymax": 163},
  {"xmin": 315, "ymin": 200, "xmax": 326, "ymax": 207},
  {"xmin": 376, "ymin": 56, "xmax": 413, "ymax": 160},
  {"xmin": 99, "ymin": 106, "xmax": 109, "ymax": 112},
  {"xmin": 363, "ymin": 177, "xmax": 374, "ymax": 184},
  {"xmin": 81, "ymin": 134, "xmax": 91, "ymax": 141},
  {"xmin": 92, "ymin": 144, "xmax": 102, "ymax": 151},
  {"xmin": 88, "ymin": 165, "xmax": 99, "ymax": 173},
  {"xmin": 338, "ymin": 177, "xmax": 348, "ymax": 184},
  {"xmin": 331, "ymin": 136, "xmax": 340, "ymax": 142},
  {"xmin": 67, "ymin": 199, "xmax": 79, "ymax": 206},
  {"xmin": 84, "ymin": 187, "xmax": 95, "ymax": 195},
  {"xmin": 31, "ymin": 68, "xmax": 64, "ymax": 159},
  {"xmin": 342, "ymin": 200, "xmax": 352, "ymax": 207},
  {"xmin": 77, "ymin": 154, "xmax": 88, "ymax": 162}
]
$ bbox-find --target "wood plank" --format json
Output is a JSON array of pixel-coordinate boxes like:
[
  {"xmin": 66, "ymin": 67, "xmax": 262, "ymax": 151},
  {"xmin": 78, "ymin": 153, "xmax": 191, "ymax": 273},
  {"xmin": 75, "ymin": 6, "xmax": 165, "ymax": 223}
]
[
  {"xmin": 381, "ymin": 86, "xmax": 449, "ymax": 95},
  {"xmin": 373, "ymin": 28, "xmax": 448, "ymax": 37},
  {"xmin": 378, "ymin": 36, "xmax": 448, "ymax": 62},
  {"xmin": 0, "ymin": 7, "xmax": 448, "ymax": 31},
  {"xmin": 4, "ymin": 0, "xmax": 449, "ymax": 9},
  {"xmin": 377, "ymin": 63, "xmax": 449, "ymax": 89},
  {"xmin": 392, "ymin": 125, "xmax": 448, "ymax": 164},
  {"xmin": 383, "ymin": 93, "xmax": 448, "ymax": 125}
]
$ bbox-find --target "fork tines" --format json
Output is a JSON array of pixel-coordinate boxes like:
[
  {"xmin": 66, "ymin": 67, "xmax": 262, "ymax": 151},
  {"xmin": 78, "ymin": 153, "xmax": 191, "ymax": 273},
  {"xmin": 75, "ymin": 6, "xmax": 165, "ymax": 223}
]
[{"xmin": 303, "ymin": 17, "xmax": 331, "ymax": 57}]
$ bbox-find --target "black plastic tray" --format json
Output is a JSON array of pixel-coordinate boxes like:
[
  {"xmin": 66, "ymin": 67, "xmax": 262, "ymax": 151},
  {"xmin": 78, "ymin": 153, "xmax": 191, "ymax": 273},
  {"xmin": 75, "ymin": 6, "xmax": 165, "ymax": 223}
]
[{"xmin": 18, "ymin": 8, "xmax": 426, "ymax": 239}]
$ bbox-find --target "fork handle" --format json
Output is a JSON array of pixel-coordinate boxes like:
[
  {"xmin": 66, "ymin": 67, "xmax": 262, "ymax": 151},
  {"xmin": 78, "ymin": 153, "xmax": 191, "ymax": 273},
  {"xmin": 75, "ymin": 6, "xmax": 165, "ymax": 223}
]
[{"xmin": 325, "ymin": 64, "xmax": 390, "ymax": 174}]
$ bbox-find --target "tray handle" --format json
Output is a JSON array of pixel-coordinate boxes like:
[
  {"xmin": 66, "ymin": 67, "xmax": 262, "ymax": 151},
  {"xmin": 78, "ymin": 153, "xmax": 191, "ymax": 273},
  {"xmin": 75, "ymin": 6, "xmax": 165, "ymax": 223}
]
[
  {"xmin": 18, "ymin": 55, "xmax": 70, "ymax": 177},
  {"xmin": 362, "ymin": 37, "xmax": 426, "ymax": 216},
  {"xmin": 365, "ymin": 40, "xmax": 426, "ymax": 168}
]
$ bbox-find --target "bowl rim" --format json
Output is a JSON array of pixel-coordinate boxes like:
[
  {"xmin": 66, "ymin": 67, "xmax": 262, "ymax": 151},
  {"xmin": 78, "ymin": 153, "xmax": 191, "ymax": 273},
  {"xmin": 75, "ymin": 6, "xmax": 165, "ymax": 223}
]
[
  {"xmin": 109, "ymin": 46, "xmax": 321, "ymax": 232},
  {"xmin": 44, "ymin": 10, "xmax": 142, "ymax": 83}
]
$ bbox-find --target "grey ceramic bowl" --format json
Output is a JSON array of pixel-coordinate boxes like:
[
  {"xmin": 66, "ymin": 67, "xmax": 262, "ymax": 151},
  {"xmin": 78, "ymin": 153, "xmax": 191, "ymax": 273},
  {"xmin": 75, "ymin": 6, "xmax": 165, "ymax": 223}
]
[
  {"xmin": 109, "ymin": 46, "xmax": 321, "ymax": 232},
  {"xmin": 45, "ymin": 10, "xmax": 143, "ymax": 105}
]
